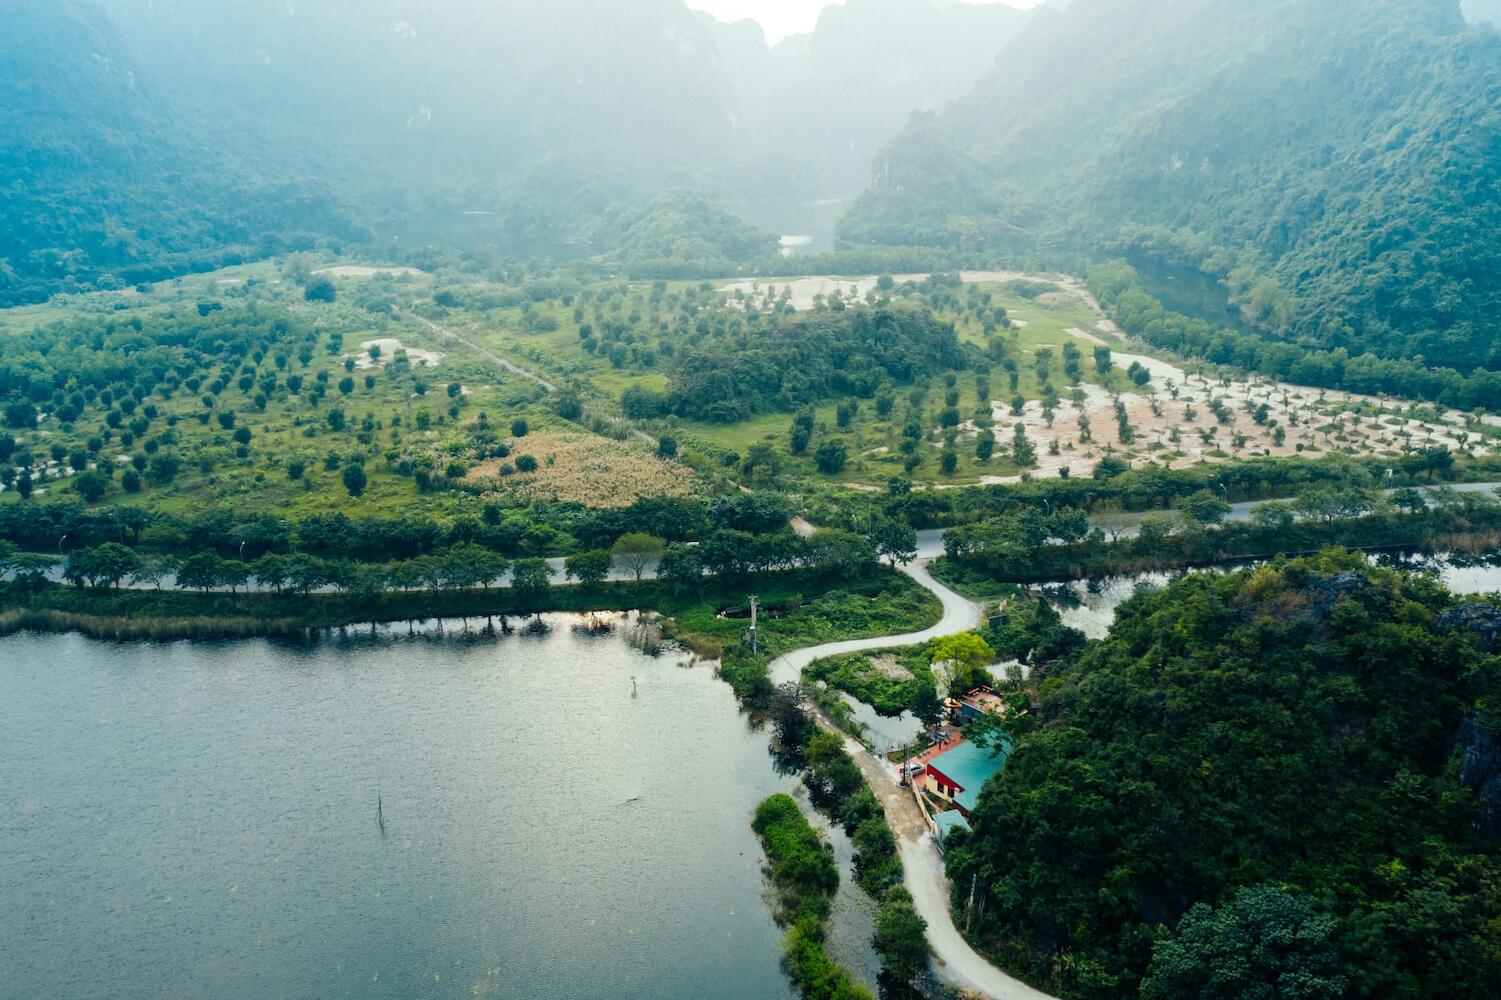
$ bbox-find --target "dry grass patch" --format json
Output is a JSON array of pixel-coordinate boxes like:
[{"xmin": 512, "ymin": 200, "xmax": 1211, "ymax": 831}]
[{"xmin": 466, "ymin": 432, "xmax": 700, "ymax": 508}]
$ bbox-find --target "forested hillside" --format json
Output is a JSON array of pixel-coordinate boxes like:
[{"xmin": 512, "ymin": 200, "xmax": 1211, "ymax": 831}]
[
  {"xmin": 944, "ymin": 553, "xmax": 1501, "ymax": 999},
  {"xmin": 842, "ymin": 0, "xmax": 1501, "ymax": 373},
  {"xmin": 0, "ymin": 0, "xmax": 356, "ymax": 305}
]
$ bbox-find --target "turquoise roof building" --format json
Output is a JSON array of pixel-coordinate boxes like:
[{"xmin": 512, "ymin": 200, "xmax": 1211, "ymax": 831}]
[{"xmin": 925, "ymin": 739, "xmax": 1010, "ymax": 817}]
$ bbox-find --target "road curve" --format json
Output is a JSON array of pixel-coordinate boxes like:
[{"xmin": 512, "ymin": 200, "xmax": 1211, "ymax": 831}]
[
  {"xmin": 770, "ymin": 560, "xmax": 1057, "ymax": 1000},
  {"xmin": 768, "ymin": 559, "xmax": 981, "ymax": 686}
]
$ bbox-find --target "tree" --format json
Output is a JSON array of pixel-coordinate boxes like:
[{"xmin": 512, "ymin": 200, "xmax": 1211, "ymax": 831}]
[
  {"xmin": 1177, "ymin": 489, "xmax": 1231, "ymax": 528},
  {"xmin": 873, "ymin": 887, "xmax": 929, "ymax": 982},
  {"xmin": 1391, "ymin": 487, "xmax": 1428, "ymax": 515},
  {"xmin": 815, "ymin": 439, "xmax": 848, "ymax": 475},
  {"xmin": 770, "ymin": 682, "xmax": 817, "ymax": 752},
  {"xmin": 929, "ymin": 633, "xmax": 996, "ymax": 697},
  {"xmin": 1011, "ymin": 423, "xmax": 1037, "ymax": 469},
  {"xmin": 657, "ymin": 544, "xmax": 704, "ymax": 594},
  {"xmin": 872, "ymin": 518, "xmax": 918, "ymax": 566},
  {"xmin": 612, "ymin": 532, "xmax": 666, "ymax": 581},
  {"xmin": 304, "ymin": 277, "xmax": 336, "ymax": 303},
  {"xmin": 657, "ymin": 436, "xmax": 678, "ymax": 460},
  {"xmin": 176, "ymin": 552, "xmax": 226, "ymax": 592},
  {"xmin": 64, "ymin": 544, "xmax": 140, "ymax": 590},
  {"xmin": 72, "ymin": 470, "xmax": 110, "ymax": 503},
  {"xmin": 565, "ymin": 549, "xmax": 612, "ymax": 589},
  {"xmin": 509, "ymin": 557, "xmax": 553, "ymax": 596},
  {"xmin": 1141, "ymin": 886, "xmax": 1347, "ymax": 1000},
  {"xmin": 9, "ymin": 552, "xmax": 58, "ymax": 589},
  {"xmin": 515, "ymin": 454, "xmax": 539, "ymax": 473},
  {"xmin": 131, "ymin": 555, "xmax": 177, "ymax": 590},
  {"xmin": 510, "ymin": 418, "xmax": 529, "ymax": 438},
  {"xmin": 342, "ymin": 463, "xmax": 368, "ymax": 497},
  {"xmin": 804, "ymin": 732, "xmax": 864, "ymax": 802},
  {"xmin": 790, "ymin": 411, "xmax": 814, "ymax": 455},
  {"xmin": 976, "ymin": 434, "xmax": 996, "ymax": 463}
]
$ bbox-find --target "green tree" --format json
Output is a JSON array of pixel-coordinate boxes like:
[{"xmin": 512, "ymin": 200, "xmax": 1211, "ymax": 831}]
[
  {"xmin": 1141, "ymin": 886, "xmax": 1347, "ymax": 1000},
  {"xmin": 565, "ymin": 549, "xmax": 612, "ymax": 589},
  {"xmin": 815, "ymin": 439, "xmax": 848, "ymax": 475},
  {"xmin": 72, "ymin": 469, "xmax": 110, "ymax": 503},
  {"xmin": 1177, "ymin": 489, "xmax": 1231, "ymax": 528},
  {"xmin": 342, "ymin": 463, "xmax": 368, "ymax": 497},
  {"xmin": 929, "ymin": 633, "xmax": 996, "ymax": 697},
  {"xmin": 873, "ymin": 886, "xmax": 929, "ymax": 982},
  {"xmin": 1012, "ymin": 423, "xmax": 1037, "ymax": 468},
  {"xmin": 509, "ymin": 557, "xmax": 553, "ymax": 596},
  {"xmin": 872, "ymin": 518, "xmax": 918, "ymax": 566}
]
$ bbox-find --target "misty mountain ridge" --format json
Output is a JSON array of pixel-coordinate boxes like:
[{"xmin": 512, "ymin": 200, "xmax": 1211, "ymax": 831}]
[{"xmin": 842, "ymin": 0, "xmax": 1501, "ymax": 372}]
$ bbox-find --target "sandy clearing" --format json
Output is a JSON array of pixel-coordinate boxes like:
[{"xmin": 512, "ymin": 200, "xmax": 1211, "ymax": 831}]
[
  {"xmin": 718, "ymin": 270, "xmax": 1098, "ymax": 313},
  {"xmin": 977, "ymin": 350, "xmax": 1488, "ymax": 480},
  {"xmin": 351, "ymin": 338, "xmax": 444, "ymax": 370},
  {"xmin": 316, "ymin": 265, "xmax": 427, "ymax": 279}
]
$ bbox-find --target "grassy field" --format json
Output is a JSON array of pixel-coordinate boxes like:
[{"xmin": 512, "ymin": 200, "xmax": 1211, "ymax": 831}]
[{"xmin": 6, "ymin": 256, "xmax": 1492, "ymax": 531}]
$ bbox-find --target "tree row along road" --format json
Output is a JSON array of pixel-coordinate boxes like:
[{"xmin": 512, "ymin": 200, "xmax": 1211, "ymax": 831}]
[{"xmin": 770, "ymin": 560, "xmax": 1060, "ymax": 1000}]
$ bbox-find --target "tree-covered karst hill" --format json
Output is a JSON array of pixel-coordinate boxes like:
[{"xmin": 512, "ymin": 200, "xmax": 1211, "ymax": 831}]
[
  {"xmin": 0, "ymin": 0, "xmax": 358, "ymax": 306},
  {"xmin": 842, "ymin": 0, "xmax": 1501, "ymax": 374},
  {"xmin": 943, "ymin": 552, "xmax": 1501, "ymax": 999}
]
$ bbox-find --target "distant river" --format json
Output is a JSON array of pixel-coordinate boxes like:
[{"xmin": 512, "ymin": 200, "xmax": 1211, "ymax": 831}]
[
  {"xmin": 0, "ymin": 615, "xmax": 801, "ymax": 1000},
  {"xmin": 1036, "ymin": 552, "xmax": 1501, "ymax": 639}
]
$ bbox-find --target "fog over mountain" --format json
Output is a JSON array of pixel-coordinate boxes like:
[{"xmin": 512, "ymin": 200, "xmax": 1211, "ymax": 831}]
[
  {"xmin": 843, "ymin": 0, "xmax": 1501, "ymax": 372},
  {"xmin": 3, "ymin": 0, "xmax": 1030, "ymax": 300}
]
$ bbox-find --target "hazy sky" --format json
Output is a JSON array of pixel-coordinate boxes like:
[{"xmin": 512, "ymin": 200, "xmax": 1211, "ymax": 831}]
[{"xmin": 686, "ymin": 0, "xmax": 1044, "ymax": 43}]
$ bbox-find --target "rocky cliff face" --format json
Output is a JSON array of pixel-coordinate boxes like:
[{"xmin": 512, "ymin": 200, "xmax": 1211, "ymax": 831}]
[{"xmin": 1455, "ymin": 714, "xmax": 1501, "ymax": 839}]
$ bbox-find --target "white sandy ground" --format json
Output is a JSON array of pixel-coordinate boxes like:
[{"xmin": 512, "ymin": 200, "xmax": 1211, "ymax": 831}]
[
  {"xmin": 314, "ymin": 265, "xmax": 427, "ymax": 279},
  {"xmin": 716, "ymin": 271, "xmax": 1490, "ymax": 482},
  {"xmin": 968, "ymin": 349, "xmax": 1490, "ymax": 482},
  {"xmin": 720, "ymin": 271, "xmax": 1097, "ymax": 312},
  {"xmin": 349, "ymin": 338, "xmax": 444, "ymax": 371}
]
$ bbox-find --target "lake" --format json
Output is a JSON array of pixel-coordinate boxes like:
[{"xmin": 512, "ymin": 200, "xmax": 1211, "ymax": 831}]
[
  {"xmin": 1126, "ymin": 252, "xmax": 1256, "ymax": 336},
  {"xmin": 0, "ymin": 614, "xmax": 805, "ymax": 1000}
]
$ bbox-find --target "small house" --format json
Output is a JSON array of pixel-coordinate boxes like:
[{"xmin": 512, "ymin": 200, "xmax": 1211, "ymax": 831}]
[{"xmin": 923, "ymin": 738, "xmax": 1010, "ymax": 819}]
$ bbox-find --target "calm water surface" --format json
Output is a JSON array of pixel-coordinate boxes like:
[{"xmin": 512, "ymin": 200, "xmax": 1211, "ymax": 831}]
[{"xmin": 1, "ymin": 614, "xmax": 800, "ymax": 1000}]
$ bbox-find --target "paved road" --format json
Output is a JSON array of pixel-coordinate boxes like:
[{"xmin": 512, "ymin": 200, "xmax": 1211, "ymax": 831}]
[
  {"xmin": 768, "ymin": 560, "xmax": 980, "ymax": 686},
  {"xmin": 772, "ymin": 560, "xmax": 1056, "ymax": 1000}
]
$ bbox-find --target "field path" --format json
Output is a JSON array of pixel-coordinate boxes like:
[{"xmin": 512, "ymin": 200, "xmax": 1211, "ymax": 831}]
[
  {"xmin": 397, "ymin": 307, "xmax": 559, "ymax": 392},
  {"xmin": 770, "ymin": 560, "xmax": 1058, "ymax": 1000}
]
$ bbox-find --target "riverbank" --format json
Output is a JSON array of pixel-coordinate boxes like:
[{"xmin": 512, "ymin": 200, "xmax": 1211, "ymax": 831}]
[
  {"xmin": 935, "ymin": 503, "xmax": 1501, "ymax": 597},
  {"xmin": 0, "ymin": 566, "xmax": 941, "ymax": 651}
]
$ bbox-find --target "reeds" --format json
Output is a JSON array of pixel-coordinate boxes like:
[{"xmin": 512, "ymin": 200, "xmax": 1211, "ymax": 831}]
[{"xmin": 0, "ymin": 608, "xmax": 303, "ymax": 642}]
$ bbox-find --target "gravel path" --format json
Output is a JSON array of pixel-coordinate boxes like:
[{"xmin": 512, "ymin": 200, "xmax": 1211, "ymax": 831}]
[{"xmin": 773, "ymin": 560, "xmax": 1057, "ymax": 1000}]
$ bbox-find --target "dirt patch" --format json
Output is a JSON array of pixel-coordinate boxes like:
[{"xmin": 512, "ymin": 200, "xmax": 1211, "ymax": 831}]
[
  {"xmin": 350, "ymin": 338, "xmax": 443, "ymax": 370},
  {"xmin": 315, "ymin": 265, "xmax": 427, "ymax": 279},
  {"xmin": 979, "ymin": 350, "xmax": 1486, "ymax": 481},
  {"xmin": 466, "ymin": 432, "xmax": 700, "ymax": 508},
  {"xmin": 867, "ymin": 655, "xmax": 914, "ymax": 682}
]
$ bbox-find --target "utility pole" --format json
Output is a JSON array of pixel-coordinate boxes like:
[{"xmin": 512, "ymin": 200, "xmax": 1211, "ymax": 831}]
[
  {"xmin": 748, "ymin": 595, "xmax": 759, "ymax": 655},
  {"xmin": 965, "ymin": 874, "xmax": 978, "ymax": 933}
]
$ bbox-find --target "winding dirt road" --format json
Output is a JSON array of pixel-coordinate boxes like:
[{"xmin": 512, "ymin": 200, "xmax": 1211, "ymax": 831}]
[{"xmin": 770, "ymin": 560, "xmax": 1058, "ymax": 1000}]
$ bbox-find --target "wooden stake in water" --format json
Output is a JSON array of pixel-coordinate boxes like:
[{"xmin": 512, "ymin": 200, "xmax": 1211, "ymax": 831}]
[{"xmin": 376, "ymin": 793, "xmax": 386, "ymax": 835}]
